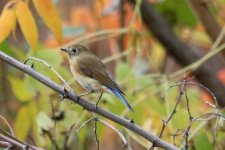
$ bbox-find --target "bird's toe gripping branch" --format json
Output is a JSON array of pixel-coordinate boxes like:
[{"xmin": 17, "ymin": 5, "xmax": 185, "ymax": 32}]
[{"xmin": 59, "ymin": 88, "xmax": 69, "ymax": 100}]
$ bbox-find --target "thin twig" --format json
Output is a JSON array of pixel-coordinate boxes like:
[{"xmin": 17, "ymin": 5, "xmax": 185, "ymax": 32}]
[
  {"xmin": 169, "ymin": 129, "xmax": 182, "ymax": 147},
  {"xmin": 160, "ymin": 80, "xmax": 186, "ymax": 137},
  {"xmin": 0, "ymin": 114, "xmax": 14, "ymax": 136},
  {"xmin": 160, "ymin": 77, "xmax": 194, "ymax": 99},
  {"xmin": 50, "ymin": 102, "xmax": 57, "ymax": 150},
  {"xmin": 185, "ymin": 81, "xmax": 218, "ymax": 107},
  {"xmin": 184, "ymin": 85, "xmax": 192, "ymax": 121},
  {"xmin": 171, "ymin": 42, "xmax": 225, "ymax": 78},
  {"xmin": 41, "ymin": 129, "xmax": 59, "ymax": 150},
  {"xmin": 94, "ymin": 118, "xmax": 99, "ymax": 150},
  {"xmin": 90, "ymin": 112, "xmax": 132, "ymax": 149},
  {"xmin": 74, "ymin": 117, "xmax": 96, "ymax": 141},
  {"xmin": 98, "ymin": 118, "xmax": 132, "ymax": 150},
  {"xmin": 24, "ymin": 57, "xmax": 72, "ymax": 91},
  {"xmin": 182, "ymin": 112, "xmax": 225, "ymax": 149},
  {"xmin": 150, "ymin": 79, "xmax": 187, "ymax": 150},
  {"xmin": 63, "ymin": 123, "xmax": 76, "ymax": 150},
  {"xmin": 0, "ymin": 127, "xmax": 44, "ymax": 150}
]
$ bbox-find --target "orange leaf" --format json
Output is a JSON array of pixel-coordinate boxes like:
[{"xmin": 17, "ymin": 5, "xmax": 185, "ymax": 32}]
[
  {"xmin": 217, "ymin": 68, "xmax": 225, "ymax": 85},
  {"xmin": 71, "ymin": 6, "xmax": 95, "ymax": 31},
  {"xmin": 33, "ymin": 0, "xmax": 62, "ymax": 44},
  {"xmin": 0, "ymin": 8, "xmax": 16, "ymax": 43},
  {"xmin": 16, "ymin": 1, "xmax": 38, "ymax": 50}
]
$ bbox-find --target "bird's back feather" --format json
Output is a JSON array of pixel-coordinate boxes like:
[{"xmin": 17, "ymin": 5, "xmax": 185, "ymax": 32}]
[{"xmin": 71, "ymin": 51, "xmax": 133, "ymax": 111}]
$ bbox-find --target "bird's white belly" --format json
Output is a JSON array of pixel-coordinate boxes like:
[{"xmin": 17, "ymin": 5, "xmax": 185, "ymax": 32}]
[{"xmin": 70, "ymin": 66, "xmax": 102, "ymax": 92}]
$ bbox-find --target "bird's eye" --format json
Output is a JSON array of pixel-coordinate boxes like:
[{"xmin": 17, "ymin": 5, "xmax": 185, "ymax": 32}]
[{"xmin": 72, "ymin": 48, "xmax": 78, "ymax": 53}]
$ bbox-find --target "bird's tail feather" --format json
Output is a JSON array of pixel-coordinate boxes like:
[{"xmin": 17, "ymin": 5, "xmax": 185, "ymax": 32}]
[{"xmin": 108, "ymin": 87, "xmax": 134, "ymax": 112}]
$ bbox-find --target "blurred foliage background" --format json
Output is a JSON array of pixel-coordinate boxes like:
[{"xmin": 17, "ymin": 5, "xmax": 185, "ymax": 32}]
[{"xmin": 0, "ymin": 0, "xmax": 225, "ymax": 149}]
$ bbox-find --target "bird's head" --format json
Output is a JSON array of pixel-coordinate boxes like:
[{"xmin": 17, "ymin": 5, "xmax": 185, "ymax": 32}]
[{"xmin": 60, "ymin": 44, "xmax": 89, "ymax": 58}]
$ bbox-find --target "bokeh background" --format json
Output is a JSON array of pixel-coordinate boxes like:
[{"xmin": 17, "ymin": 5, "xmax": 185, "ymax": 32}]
[{"xmin": 0, "ymin": 0, "xmax": 225, "ymax": 149}]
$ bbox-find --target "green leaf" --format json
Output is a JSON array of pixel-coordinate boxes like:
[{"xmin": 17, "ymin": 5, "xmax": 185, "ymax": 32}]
[
  {"xmin": 0, "ymin": 42, "xmax": 14, "ymax": 56},
  {"xmin": 115, "ymin": 62, "xmax": 135, "ymax": 82},
  {"xmin": 155, "ymin": 0, "xmax": 197, "ymax": 27},
  {"xmin": 24, "ymin": 74, "xmax": 51, "ymax": 96},
  {"xmin": 26, "ymin": 49, "xmax": 68, "ymax": 83},
  {"xmin": 194, "ymin": 131, "xmax": 213, "ymax": 150},
  {"xmin": 8, "ymin": 76, "xmax": 35, "ymax": 102},
  {"xmin": 35, "ymin": 49, "xmax": 63, "ymax": 67}
]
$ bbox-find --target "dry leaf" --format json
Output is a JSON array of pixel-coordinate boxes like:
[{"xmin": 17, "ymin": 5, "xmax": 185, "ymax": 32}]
[
  {"xmin": 33, "ymin": 0, "xmax": 62, "ymax": 44},
  {"xmin": 16, "ymin": 1, "xmax": 38, "ymax": 50},
  {"xmin": 0, "ymin": 8, "xmax": 16, "ymax": 43}
]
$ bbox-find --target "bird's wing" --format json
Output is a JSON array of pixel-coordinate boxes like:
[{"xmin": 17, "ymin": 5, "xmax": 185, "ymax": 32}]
[{"xmin": 77, "ymin": 55, "xmax": 124, "ymax": 94}]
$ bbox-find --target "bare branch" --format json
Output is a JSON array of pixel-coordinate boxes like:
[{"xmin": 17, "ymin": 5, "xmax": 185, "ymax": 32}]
[
  {"xmin": 94, "ymin": 118, "xmax": 99, "ymax": 150},
  {"xmin": 98, "ymin": 118, "xmax": 132, "ymax": 150},
  {"xmin": 0, "ymin": 51, "xmax": 179, "ymax": 150},
  {"xmin": 150, "ymin": 79, "xmax": 187, "ymax": 150},
  {"xmin": 0, "ymin": 127, "xmax": 44, "ymax": 150},
  {"xmin": 63, "ymin": 123, "xmax": 76, "ymax": 150}
]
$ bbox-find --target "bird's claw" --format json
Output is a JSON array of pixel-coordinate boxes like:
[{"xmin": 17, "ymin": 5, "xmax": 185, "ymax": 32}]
[{"xmin": 59, "ymin": 88, "xmax": 68, "ymax": 100}]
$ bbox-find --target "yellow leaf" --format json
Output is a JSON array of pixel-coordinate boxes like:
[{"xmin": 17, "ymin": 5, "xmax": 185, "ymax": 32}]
[
  {"xmin": 33, "ymin": 0, "xmax": 62, "ymax": 44},
  {"xmin": 14, "ymin": 106, "xmax": 31, "ymax": 140},
  {"xmin": 0, "ymin": 8, "xmax": 16, "ymax": 43},
  {"xmin": 16, "ymin": 1, "xmax": 38, "ymax": 50}
]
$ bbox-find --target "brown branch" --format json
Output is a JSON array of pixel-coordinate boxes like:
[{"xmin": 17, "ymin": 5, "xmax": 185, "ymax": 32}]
[
  {"xmin": 188, "ymin": 0, "xmax": 225, "ymax": 58},
  {"xmin": 188, "ymin": 0, "xmax": 222, "ymax": 42},
  {"xmin": 94, "ymin": 118, "xmax": 99, "ymax": 150},
  {"xmin": 63, "ymin": 123, "xmax": 76, "ymax": 150},
  {"xmin": 0, "ymin": 51, "xmax": 179, "ymax": 150},
  {"xmin": 128, "ymin": 0, "xmax": 225, "ymax": 107}
]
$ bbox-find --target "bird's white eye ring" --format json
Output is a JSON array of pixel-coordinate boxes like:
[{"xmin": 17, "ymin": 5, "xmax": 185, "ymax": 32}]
[{"xmin": 72, "ymin": 48, "xmax": 78, "ymax": 53}]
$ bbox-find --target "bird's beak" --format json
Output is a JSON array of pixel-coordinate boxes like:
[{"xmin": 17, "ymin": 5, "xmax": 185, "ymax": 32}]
[{"xmin": 60, "ymin": 48, "xmax": 67, "ymax": 52}]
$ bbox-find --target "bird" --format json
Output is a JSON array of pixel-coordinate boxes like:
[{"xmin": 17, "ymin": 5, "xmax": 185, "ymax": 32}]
[{"xmin": 60, "ymin": 45, "xmax": 134, "ymax": 112}]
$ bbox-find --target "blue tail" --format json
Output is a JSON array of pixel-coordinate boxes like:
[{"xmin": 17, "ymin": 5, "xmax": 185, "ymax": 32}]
[{"xmin": 108, "ymin": 87, "xmax": 134, "ymax": 112}]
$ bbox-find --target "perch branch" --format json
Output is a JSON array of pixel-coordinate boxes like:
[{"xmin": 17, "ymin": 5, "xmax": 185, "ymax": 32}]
[{"xmin": 0, "ymin": 51, "xmax": 178, "ymax": 150}]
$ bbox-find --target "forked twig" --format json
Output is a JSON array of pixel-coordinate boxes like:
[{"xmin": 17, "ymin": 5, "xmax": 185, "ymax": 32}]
[
  {"xmin": 152, "ymin": 79, "xmax": 187, "ymax": 150},
  {"xmin": 169, "ymin": 129, "xmax": 183, "ymax": 146},
  {"xmin": 94, "ymin": 118, "xmax": 99, "ymax": 150},
  {"xmin": 63, "ymin": 123, "xmax": 76, "ymax": 150},
  {"xmin": 24, "ymin": 57, "xmax": 72, "ymax": 91},
  {"xmin": 0, "ymin": 127, "xmax": 43, "ymax": 150},
  {"xmin": 98, "ymin": 118, "xmax": 132, "ymax": 150},
  {"xmin": 74, "ymin": 117, "xmax": 96, "ymax": 141}
]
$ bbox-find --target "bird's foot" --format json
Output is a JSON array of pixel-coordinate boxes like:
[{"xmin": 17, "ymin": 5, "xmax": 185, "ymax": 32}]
[
  {"xmin": 93, "ymin": 92, "xmax": 103, "ymax": 110},
  {"xmin": 94, "ymin": 103, "xmax": 98, "ymax": 110},
  {"xmin": 59, "ymin": 88, "xmax": 69, "ymax": 100}
]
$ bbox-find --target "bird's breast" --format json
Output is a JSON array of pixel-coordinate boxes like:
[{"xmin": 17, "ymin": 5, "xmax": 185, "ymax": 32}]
[{"xmin": 70, "ymin": 59, "xmax": 102, "ymax": 92}]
